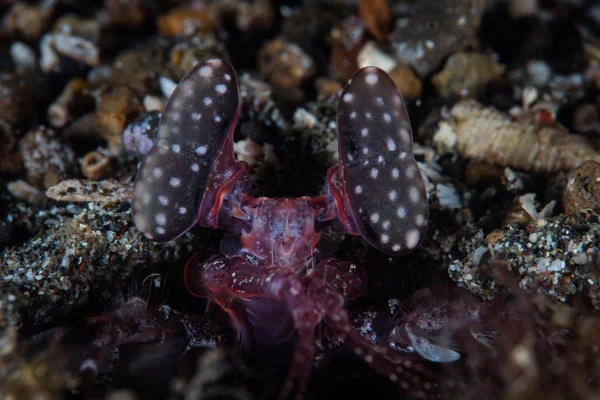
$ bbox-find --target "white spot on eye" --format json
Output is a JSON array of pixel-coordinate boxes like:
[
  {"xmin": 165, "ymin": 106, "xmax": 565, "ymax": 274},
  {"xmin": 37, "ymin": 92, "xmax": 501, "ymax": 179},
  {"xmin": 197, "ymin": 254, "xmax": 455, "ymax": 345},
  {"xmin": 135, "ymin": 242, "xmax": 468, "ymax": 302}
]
[
  {"xmin": 370, "ymin": 168, "xmax": 378, "ymax": 178},
  {"xmin": 191, "ymin": 112, "xmax": 202, "ymax": 121},
  {"xmin": 199, "ymin": 65, "xmax": 213, "ymax": 77},
  {"xmin": 214, "ymin": 115, "xmax": 222, "ymax": 122},
  {"xmin": 224, "ymin": 73, "xmax": 231, "ymax": 81},
  {"xmin": 392, "ymin": 168, "xmax": 399, "ymax": 178},
  {"xmin": 191, "ymin": 163, "xmax": 200, "ymax": 172},
  {"xmin": 397, "ymin": 206, "xmax": 407, "ymax": 218},
  {"xmin": 365, "ymin": 73, "xmax": 378, "ymax": 85},
  {"xmin": 387, "ymin": 138, "xmax": 396, "ymax": 151},
  {"xmin": 362, "ymin": 147, "xmax": 369, "ymax": 155},
  {"xmin": 171, "ymin": 112, "xmax": 181, "ymax": 121},
  {"xmin": 389, "ymin": 374, "xmax": 398, "ymax": 382},
  {"xmin": 380, "ymin": 233, "xmax": 390, "ymax": 244},
  {"xmin": 399, "ymin": 127, "xmax": 410, "ymax": 142},
  {"xmin": 195, "ymin": 145, "xmax": 208, "ymax": 155},
  {"xmin": 399, "ymin": 152, "xmax": 407, "ymax": 159},
  {"xmin": 355, "ymin": 185, "xmax": 363, "ymax": 194},
  {"xmin": 153, "ymin": 167, "xmax": 163, "ymax": 178},
  {"xmin": 355, "ymin": 348, "xmax": 362, "ymax": 355},
  {"xmin": 343, "ymin": 92, "xmax": 353, "ymax": 102},
  {"xmin": 155, "ymin": 213, "xmax": 166, "ymax": 225},
  {"xmin": 178, "ymin": 207, "xmax": 187, "ymax": 215},
  {"xmin": 361, "ymin": 127, "xmax": 369, "ymax": 137},
  {"xmin": 155, "ymin": 226, "xmax": 165, "ymax": 235},
  {"xmin": 347, "ymin": 153, "xmax": 354, "ymax": 161},
  {"xmin": 378, "ymin": 155, "xmax": 384, "ymax": 163},
  {"xmin": 376, "ymin": 97, "xmax": 384, "ymax": 106},
  {"xmin": 215, "ymin": 83, "xmax": 227, "ymax": 94},
  {"xmin": 158, "ymin": 195, "xmax": 169, "ymax": 206},
  {"xmin": 406, "ymin": 230, "xmax": 420, "ymax": 248},
  {"xmin": 406, "ymin": 165, "xmax": 416, "ymax": 178},
  {"xmin": 142, "ymin": 192, "xmax": 151, "ymax": 204},
  {"xmin": 171, "ymin": 143, "xmax": 181, "ymax": 153},
  {"xmin": 382, "ymin": 220, "xmax": 390, "ymax": 229},
  {"xmin": 203, "ymin": 97, "xmax": 212, "ymax": 106},
  {"xmin": 389, "ymin": 190, "xmax": 397, "ymax": 201},
  {"xmin": 171, "ymin": 126, "xmax": 180, "ymax": 134},
  {"xmin": 415, "ymin": 214, "xmax": 426, "ymax": 226},
  {"xmin": 169, "ymin": 177, "xmax": 181, "ymax": 187},
  {"xmin": 383, "ymin": 113, "xmax": 391, "ymax": 123},
  {"xmin": 365, "ymin": 355, "xmax": 374, "ymax": 363},
  {"xmin": 370, "ymin": 213, "xmax": 380, "ymax": 223},
  {"xmin": 409, "ymin": 187, "xmax": 420, "ymax": 202},
  {"xmin": 350, "ymin": 111, "xmax": 357, "ymax": 119},
  {"xmin": 365, "ymin": 111, "xmax": 372, "ymax": 119},
  {"xmin": 392, "ymin": 244, "xmax": 401, "ymax": 252}
]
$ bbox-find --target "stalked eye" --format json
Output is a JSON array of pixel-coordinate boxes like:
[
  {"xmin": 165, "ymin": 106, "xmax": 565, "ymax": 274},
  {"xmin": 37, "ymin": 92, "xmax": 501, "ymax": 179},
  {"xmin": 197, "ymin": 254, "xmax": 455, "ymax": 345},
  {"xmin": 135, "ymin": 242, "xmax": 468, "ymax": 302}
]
[
  {"xmin": 133, "ymin": 59, "xmax": 239, "ymax": 242},
  {"xmin": 331, "ymin": 66, "xmax": 428, "ymax": 255}
]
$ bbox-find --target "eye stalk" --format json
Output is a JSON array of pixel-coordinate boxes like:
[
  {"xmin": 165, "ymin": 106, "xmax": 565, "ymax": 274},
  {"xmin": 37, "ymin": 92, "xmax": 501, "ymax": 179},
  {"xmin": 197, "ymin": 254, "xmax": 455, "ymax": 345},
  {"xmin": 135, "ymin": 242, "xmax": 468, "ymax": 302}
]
[
  {"xmin": 327, "ymin": 66, "xmax": 429, "ymax": 256},
  {"xmin": 132, "ymin": 59, "xmax": 246, "ymax": 242}
]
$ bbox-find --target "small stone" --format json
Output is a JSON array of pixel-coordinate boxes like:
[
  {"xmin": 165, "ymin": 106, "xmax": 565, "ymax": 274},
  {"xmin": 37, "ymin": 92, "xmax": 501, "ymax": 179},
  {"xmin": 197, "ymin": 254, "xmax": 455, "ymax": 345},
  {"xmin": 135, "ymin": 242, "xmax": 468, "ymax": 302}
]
[
  {"xmin": 20, "ymin": 127, "xmax": 77, "ymax": 188},
  {"xmin": 432, "ymin": 52, "xmax": 505, "ymax": 98},
  {"xmin": 329, "ymin": 16, "xmax": 365, "ymax": 80},
  {"xmin": 95, "ymin": 86, "xmax": 144, "ymax": 149},
  {"xmin": 526, "ymin": 60, "xmax": 552, "ymax": 88},
  {"xmin": 10, "ymin": 42, "xmax": 37, "ymax": 71},
  {"xmin": 389, "ymin": 0, "xmax": 484, "ymax": 77},
  {"xmin": 357, "ymin": 0, "xmax": 392, "ymax": 41},
  {"xmin": 7, "ymin": 180, "xmax": 45, "ymax": 206},
  {"xmin": 157, "ymin": 7, "xmax": 216, "ymax": 38},
  {"xmin": 122, "ymin": 111, "xmax": 161, "ymax": 158},
  {"xmin": 388, "ymin": 66, "xmax": 423, "ymax": 102},
  {"xmin": 257, "ymin": 38, "xmax": 315, "ymax": 91},
  {"xmin": 357, "ymin": 41, "xmax": 397, "ymax": 72},
  {"xmin": 0, "ymin": 73, "xmax": 34, "ymax": 126},
  {"xmin": 563, "ymin": 160, "xmax": 600, "ymax": 215}
]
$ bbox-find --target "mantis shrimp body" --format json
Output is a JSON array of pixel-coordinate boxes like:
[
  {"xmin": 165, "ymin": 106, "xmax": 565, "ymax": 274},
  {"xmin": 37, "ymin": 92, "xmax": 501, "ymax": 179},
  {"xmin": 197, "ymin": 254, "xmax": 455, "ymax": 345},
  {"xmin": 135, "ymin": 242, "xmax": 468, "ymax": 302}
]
[{"xmin": 132, "ymin": 59, "xmax": 441, "ymax": 399}]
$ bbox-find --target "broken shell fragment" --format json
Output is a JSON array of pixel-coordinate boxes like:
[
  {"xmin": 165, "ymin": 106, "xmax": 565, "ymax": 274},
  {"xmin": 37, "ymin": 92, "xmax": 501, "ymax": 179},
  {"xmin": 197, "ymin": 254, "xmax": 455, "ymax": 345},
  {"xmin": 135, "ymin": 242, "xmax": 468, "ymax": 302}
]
[
  {"xmin": 81, "ymin": 151, "xmax": 114, "ymax": 181},
  {"xmin": 47, "ymin": 78, "xmax": 94, "ymax": 128}
]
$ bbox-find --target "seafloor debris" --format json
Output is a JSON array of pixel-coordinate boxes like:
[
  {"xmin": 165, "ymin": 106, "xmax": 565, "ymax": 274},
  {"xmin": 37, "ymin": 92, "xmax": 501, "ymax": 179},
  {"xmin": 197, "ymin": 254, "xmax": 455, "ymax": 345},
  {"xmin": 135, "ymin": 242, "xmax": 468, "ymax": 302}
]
[
  {"xmin": 47, "ymin": 78, "xmax": 94, "ymax": 129},
  {"xmin": 388, "ymin": 65, "xmax": 422, "ymax": 102},
  {"xmin": 80, "ymin": 151, "xmax": 115, "ymax": 181},
  {"xmin": 1, "ymin": 179, "xmax": 201, "ymax": 328},
  {"xmin": 94, "ymin": 86, "xmax": 144, "ymax": 149},
  {"xmin": 432, "ymin": 52, "xmax": 505, "ymax": 98},
  {"xmin": 389, "ymin": 0, "xmax": 485, "ymax": 77},
  {"xmin": 19, "ymin": 126, "xmax": 77, "ymax": 189},
  {"xmin": 122, "ymin": 111, "xmax": 161, "ymax": 158},
  {"xmin": 329, "ymin": 16, "xmax": 365, "ymax": 81},
  {"xmin": 0, "ymin": 73, "xmax": 34, "ymax": 126},
  {"xmin": 357, "ymin": 0, "xmax": 391, "ymax": 42},
  {"xmin": 434, "ymin": 99, "xmax": 600, "ymax": 173},
  {"xmin": 503, "ymin": 193, "xmax": 555, "ymax": 227},
  {"xmin": 563, "ymin": 160, "xmax": 600, "ymax": 215},
  {"xmin": 1, "ymin": 0, "xmax": 600, "ymax": 399},
  {"xmin": 449, "ymin": 209, "xmax": 600, "ymax": 306},
  {"xmin": 257, "ymin": 38, "xmax": 315, "ymax": 103}
]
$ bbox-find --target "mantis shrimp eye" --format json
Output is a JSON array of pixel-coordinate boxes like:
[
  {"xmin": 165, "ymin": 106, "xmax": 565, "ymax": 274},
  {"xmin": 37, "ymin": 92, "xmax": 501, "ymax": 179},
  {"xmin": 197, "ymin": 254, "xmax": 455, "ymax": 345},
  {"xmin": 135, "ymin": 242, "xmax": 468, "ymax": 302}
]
[
  {"xmin": 331, "ymin": 66, "xmax": 429, "ymax": 255},
  {"xmin": 132, "ymin": 59, "xmax": 240, "ymax": 242}
]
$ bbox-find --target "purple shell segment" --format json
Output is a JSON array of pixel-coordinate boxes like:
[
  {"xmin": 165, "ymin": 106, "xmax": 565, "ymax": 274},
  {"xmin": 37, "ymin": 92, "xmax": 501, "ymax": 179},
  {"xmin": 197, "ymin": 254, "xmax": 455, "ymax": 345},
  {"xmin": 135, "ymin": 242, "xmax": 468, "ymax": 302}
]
[
  {"xmin": 336, "ymin": 66, "xmax": 428, "ymax": 255},
  {"xmin": 133, "ymin": 59, "xmax": 239, "ymax": 241}
]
